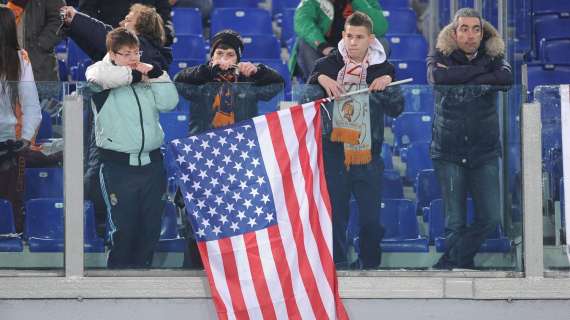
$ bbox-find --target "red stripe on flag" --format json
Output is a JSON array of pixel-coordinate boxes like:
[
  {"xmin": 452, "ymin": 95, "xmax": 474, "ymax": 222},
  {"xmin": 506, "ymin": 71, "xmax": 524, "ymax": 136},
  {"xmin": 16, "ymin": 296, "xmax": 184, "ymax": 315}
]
[
  {"xmin": 312, "ymin": 102, "xmax": 349, "ymax": 320},
  {"xmin": 290, "ymin": 106, "xmax": 336, "ymax": 291},
  {"xmin": 218, "ymin": 238, "xmax": 250, "ymax": 320},
  {"xmin": 265, "ymin": 111, "xmax": 329, "ymax": 319},
  {"xmin": 313, "ymin": 100, "xmax": 333, "ymax": 218},
  {"xmin": 243, "ymin": 231, "xmax": 278, "ymax": 320},
  {"xmin": 197, "ymin": 241, "xmax": 229, "ymax": 320},
  {"xmin": 267, "ymin": 224, "xmax": 302, "ymax": 319}
]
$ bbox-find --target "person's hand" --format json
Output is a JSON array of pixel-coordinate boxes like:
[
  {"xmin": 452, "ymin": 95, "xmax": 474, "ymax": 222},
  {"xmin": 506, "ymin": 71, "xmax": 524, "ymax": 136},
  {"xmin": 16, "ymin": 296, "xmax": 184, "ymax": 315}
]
[
  {"xmin": 133, "ymin": 62, "xmax": 154, "ymax": 75},
  {"xmin": 238, "ymin": 62, "xmax": 258, "ymax": 77},
  {"xmin": 318, "ymin": 74, "xmax": 344, "ymax": 98},
  {"xmin": 321, "ymin": 47, "xmax": 334, "ymax": 56},
  {"xmin": 369, "ymin": 75, "xmax": 392, "ymax": 92},
  {"xmin": 168, "ymin": 0, "xmax": 178, "ymax": 5},
  {"xmin": 60, "ymin": 6, "xmax": 77, "ymax": 25}
]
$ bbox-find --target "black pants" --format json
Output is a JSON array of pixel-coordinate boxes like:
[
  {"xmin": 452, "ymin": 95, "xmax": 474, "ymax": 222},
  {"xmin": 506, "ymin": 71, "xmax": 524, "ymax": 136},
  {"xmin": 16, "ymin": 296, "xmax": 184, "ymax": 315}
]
[
  {"xmin": 99, "ymin": 159, "xmax": 166, "ymax": 268},
  {"xmin": 324, "ymin": 147, "xmax": 385, "ymax": 269}
]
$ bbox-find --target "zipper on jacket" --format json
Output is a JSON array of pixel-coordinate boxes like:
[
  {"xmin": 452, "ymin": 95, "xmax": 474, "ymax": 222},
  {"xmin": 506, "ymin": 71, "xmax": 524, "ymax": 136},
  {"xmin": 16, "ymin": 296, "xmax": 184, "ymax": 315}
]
[{"xmin": 130, "ymin": 86, "xmax": 145, "ymax": 166}]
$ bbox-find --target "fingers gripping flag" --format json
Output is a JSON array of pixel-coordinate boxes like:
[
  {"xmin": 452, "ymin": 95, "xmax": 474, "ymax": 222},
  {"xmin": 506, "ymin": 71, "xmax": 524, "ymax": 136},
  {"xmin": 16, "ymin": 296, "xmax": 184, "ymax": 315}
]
[{"xmin": 169, "ymin": 100, "xmax": 348, "ymax": 320}]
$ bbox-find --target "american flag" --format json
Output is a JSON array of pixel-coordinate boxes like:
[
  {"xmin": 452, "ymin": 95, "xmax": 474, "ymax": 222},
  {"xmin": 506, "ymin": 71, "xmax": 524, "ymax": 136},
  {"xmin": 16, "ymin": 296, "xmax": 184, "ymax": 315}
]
[{"xmin": 170, "ymin": 100, "xmax": 348, "ymax": 320}]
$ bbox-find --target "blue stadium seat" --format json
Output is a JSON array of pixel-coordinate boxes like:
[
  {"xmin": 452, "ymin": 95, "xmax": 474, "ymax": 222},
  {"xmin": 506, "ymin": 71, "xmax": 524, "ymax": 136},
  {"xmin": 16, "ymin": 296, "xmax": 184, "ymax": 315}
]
[
  {"xmin": 257, "ymin": 59, "xmax": 291, "ymax": 99},
  {"xmin": 392, "ymin": 112, "xmax": 432, "ymax": 153},
  {"xmin": 172, "ymin": 35, "xmax": 207, "ymax": 60},
  {"xmin": 392, "ymin": 60, "xmax": 427, "ymax": 84},
  {"xmin": 416, "ymin": 169, "xmax": 441, "ymax": 221},
  {"xmin": 213, "ymin": 0, "xmax": 259, "ymax": 8},
  {"xmin": 427, "ymin": 199, "xmax": 512, "ymax": 252},
  {"xmin": 211, "ymin": 8, "xmax": 273, "ymax": 36},
  {"xmin": 159, "ymin": 111, "xmax": 190, "ymax": 143},
  {"xmin": 272, "ymin": 0, "xmax": 300, "ymax": 17},
  {"xmin": 66, "ymin": 39, "xmax": 90, "ymax": 69},
  {"xmin": 381, "ymin": 142, "xmax": 394, "ymax": 170},
  {"xmin": 25, "ymin": 199, "xmax": 104, "ymax": 252},
  {"xmin": 380, "ymin": 0, "xmax": 411, "ymax": 9},
  {"xmin": 402, "ymin": 85, "xmax": 434, "ymax": 114},
  {"xmin": 156, "ymin": 202, "xmax": 185, "ymax": 252},
  {"xmin": 539, "ymin": 39, "xmax": 570, "ymax": 63},
  {"xmin": 171, "ymin": 7, "xmax": 203, "ymax": 35},
  {"xmin": 0, "ymin": 199, "xmax": 23, "ymax": 252},
  {"xmin": 58, "ymin": 58, "xmax": 68, "ymax": 81},
  {"xmin": 84, "ymin": 201, "xmax": 106, "ymax": 252},
  {"xmin": 380, "ymin": 199, "xmax": 429, "ymax": 252},
  {"xmin": 347, "ymin": 199, "xmax": 360, "ymax": 253},
  {"xmin": 386, "ymin": 34, "xmax": 428, "ymax": 60},
  {"xmin": 526, "ymin": 63, "xmax": 570, "ymax": 98},
  {"xmin": 404, "ymin": 142, "xmax": 433, "ymax": 183},
  {"xmin": 534, "ymin": 14, "xmax": 570, "ymax": 53},
  {"xmin": 382, "ymin": 170, "xmax": 404, "ymax": 199},
  {"xmin": 36, "ymin": 111, "xmax": 53, "ymax": 142},
  {"xmin": 532, "ymin": 0, "xmax": 570, "ymax": 15},
  {"xmin": 241, "ymin": 34, "xmax": 281, "ymax": 60},
  {"xmin": 280, "ymin": 8, "xmax": 296, "ymax": 46},
  {"xmin": 25, "ymin": 168, "xmax": 63, "ymax": 200},
  {"xmin": 382, "ymin": 8, "xmax": 417, "ymax": 34}
]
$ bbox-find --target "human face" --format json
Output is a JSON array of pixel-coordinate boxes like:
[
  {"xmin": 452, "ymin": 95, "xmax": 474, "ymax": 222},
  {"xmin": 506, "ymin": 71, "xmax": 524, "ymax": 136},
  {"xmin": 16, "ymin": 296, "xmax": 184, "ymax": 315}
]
[
  {"xmin": 210, "ymin": 47, "xmax": 238, "ymax": 70},
  {"xmin": 110, "ymin": 46, "xmax": 141, "ymax": 68},
  {"xmin": 452, "ymin": 16, "xmax": 483, "ymax": 55},
  {"xmin": 342, "ymin": 25, "xmax": 374, "ymax": 62},
  {"xmin": 121, "ymin": 11, "xmax": 139, "ymax": 33}
]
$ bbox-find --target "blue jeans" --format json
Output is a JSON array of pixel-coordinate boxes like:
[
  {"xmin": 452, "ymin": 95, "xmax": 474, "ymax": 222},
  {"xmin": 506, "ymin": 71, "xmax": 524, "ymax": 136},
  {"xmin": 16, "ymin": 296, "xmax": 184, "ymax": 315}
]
[
  {"xmin": 324, "ymin": 147, "xmax": 384, "ymax": 269},
  {"xmin": 433, "ymin": 158, "xmax": 502, "ymax": 268}
]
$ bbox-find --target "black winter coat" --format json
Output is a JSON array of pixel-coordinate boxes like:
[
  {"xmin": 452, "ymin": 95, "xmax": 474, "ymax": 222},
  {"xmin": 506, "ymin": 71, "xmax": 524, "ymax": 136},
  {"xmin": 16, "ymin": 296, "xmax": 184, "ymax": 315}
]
[
  {"xmin": 307, "ymin": 49, "xmax": 405, "ymax": 155},
  {"xmin": 65, "ymin": 12, "xmax": 173, "ymax": 71},
  {"xmin": 174, "ymin": 64, "xmax": 285, "ymax": 135},
  {"xmin": 427, "ymin": 21, "xmax": 513, "ymax": 167},
  {"xmin": 78, "ymin": 0, "xmax": 174, "ymax": 46}
]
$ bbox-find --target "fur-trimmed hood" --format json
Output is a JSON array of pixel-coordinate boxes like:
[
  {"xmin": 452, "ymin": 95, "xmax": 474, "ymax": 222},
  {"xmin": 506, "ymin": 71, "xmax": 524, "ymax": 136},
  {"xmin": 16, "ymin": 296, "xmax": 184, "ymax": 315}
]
[{"xmin": 435, "ymin": 20, "xmax": 505, "ymax": 58}]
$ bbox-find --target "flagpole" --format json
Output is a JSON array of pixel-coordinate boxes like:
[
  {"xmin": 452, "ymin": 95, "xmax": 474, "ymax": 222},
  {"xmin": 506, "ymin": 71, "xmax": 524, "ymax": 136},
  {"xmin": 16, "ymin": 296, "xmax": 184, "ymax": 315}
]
[{"xmin": 325, "ymin": 78, "xmax": 414, "ymax": 101}]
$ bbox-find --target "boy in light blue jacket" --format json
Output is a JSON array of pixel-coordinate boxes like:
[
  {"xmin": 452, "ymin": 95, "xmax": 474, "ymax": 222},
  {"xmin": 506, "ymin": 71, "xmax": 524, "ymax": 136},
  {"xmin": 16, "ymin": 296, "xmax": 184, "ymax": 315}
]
[{"xmin": 86, "ymin": 27, "xmax": 178, "ymax": 268}]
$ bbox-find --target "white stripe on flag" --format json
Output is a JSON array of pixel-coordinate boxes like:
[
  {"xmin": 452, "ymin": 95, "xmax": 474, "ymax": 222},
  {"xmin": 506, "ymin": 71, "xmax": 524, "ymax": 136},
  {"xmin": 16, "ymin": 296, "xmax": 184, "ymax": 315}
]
[
  {"xmin": 279, "ymin": 107, "xmax": 336, "ymax": 318},
  {"xmin": 254, "ymin": 113, "xmax": 316, "ymax": 319},
  {"xmin": 302, "ymin": 103, "xmax": 334, "ymax": 254},
  {"xmin": 560, "ymin": 85, "xmax": 570, "ymax": 260},
  {"xmin": 256, "ymin": 228, "xmax": 290, "ymax": 320},
  {"xmin": 230, "ymin": 236, "xmax": 264, "ymax": 319},
  {"xmin": 206, "ymin": 240, "xmax": 237, "ymax": 320}
]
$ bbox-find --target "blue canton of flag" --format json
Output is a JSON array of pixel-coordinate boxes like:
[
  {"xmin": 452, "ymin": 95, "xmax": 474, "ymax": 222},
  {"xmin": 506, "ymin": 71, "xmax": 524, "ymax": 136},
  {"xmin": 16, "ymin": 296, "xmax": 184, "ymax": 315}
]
[{"xmin": 169, "ymin": 120, "xmax": 277, "ymax": 241}]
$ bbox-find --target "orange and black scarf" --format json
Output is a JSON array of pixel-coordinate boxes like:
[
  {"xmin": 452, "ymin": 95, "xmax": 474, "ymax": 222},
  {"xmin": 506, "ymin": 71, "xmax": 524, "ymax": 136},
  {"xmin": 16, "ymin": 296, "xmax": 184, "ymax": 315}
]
[{"xmin": 211, "ymin": 69, "xmax": 238, "ymax": 128}]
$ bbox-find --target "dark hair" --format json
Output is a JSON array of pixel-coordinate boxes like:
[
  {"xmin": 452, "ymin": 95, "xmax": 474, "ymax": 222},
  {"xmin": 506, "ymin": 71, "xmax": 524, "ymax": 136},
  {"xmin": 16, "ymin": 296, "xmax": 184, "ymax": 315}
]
[
  {"xmin": 345, "ymin": 11, "xmax": 374, "ymax": 34},
  {"xmin": 0, "ymin": 6, "xmax": 21, "ymax": 107},
  {"xmin": 106, "ymin": 27, "xmax": 140, "ymax": 53},
  {"xmin": 130, "ymin": 4, "xmax": 165, "ymax": 45}
]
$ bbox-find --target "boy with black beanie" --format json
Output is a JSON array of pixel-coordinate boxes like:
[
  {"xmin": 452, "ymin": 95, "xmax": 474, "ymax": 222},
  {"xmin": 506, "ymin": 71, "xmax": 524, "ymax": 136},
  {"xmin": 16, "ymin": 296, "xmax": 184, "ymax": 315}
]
[{"xmin": 173, "ymin": 29, "xmax": 284, "ymax": 268}]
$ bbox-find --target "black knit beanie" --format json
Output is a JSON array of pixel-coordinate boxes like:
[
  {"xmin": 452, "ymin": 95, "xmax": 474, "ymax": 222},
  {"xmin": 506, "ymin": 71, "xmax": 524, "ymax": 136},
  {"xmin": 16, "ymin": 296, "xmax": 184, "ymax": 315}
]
[{"xmin": 210, "ymin": 29, "xmax": 244, "ymax": 62}]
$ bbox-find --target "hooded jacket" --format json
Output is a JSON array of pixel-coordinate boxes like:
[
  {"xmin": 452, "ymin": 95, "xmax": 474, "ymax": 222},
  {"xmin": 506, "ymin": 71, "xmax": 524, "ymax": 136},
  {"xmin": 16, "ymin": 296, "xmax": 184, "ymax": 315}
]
[
  {"xmin": 86, "ymin": 54, "xmax": 178, "ymax": 166},
  {"xmin": 427, "ymin": 20, "xmax": 513, "ymax": 167},
  {"xmin": 308, "ymin": 38, "xmax": 404, "ymax": 155},
  {"xmin": 289, "ymin": 0, "xmax": 388, "ymax": 75},
  {"xmin": 174, "ymin": 63, "xmax": 284, "ymax": 136}
]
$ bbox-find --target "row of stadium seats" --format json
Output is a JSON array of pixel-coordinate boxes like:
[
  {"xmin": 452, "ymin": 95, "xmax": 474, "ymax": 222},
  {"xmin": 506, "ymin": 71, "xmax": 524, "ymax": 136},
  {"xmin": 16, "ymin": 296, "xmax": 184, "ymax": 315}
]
[{"xmin": 0, "ymin": 198, "xmax": 184, "ymax": 253}]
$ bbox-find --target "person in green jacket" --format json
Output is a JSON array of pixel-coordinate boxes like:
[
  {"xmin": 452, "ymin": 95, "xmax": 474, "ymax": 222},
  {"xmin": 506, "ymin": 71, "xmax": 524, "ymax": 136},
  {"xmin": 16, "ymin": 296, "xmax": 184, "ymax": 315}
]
[{"xmin": 290, "ymin": 0, "xmax": 389, "ymax": 80}]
